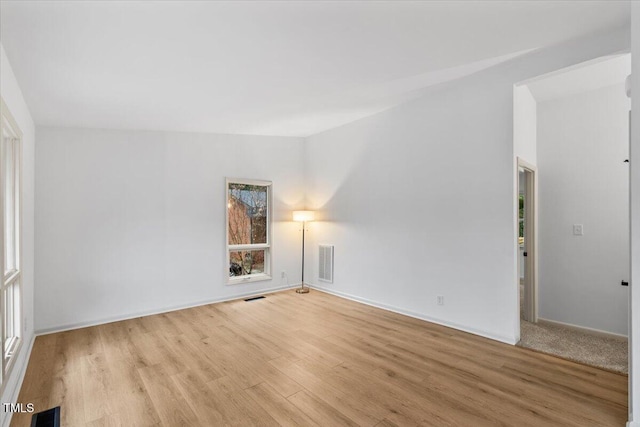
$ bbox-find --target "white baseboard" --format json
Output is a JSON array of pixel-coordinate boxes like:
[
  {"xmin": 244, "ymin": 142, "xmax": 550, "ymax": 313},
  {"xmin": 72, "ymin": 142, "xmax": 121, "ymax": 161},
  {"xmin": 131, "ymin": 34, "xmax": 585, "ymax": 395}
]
[
  {"xmin": 309, "ymin": 283, "xmax": 518, "ymax": 345},
  {"xmin": 626, "ymin": 421, "xmax": 640, "ymax": 427},
  {"xmin": 36, "ymin": 284, "xmax": 299, "ymax": 336},
  {"xmin": 537, "ymin": 317, "xmax": 628, "ymax": 340},
  {"xmin": 1, "ymin": 333, "xmax": 35, "ymax": 427}
]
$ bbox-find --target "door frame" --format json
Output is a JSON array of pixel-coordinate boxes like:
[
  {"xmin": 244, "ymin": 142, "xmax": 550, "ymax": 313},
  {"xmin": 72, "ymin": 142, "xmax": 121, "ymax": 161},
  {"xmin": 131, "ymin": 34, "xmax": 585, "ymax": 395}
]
[{"xmin": 517, "ymin": 157, "xmax": 538, "ymax": 323}]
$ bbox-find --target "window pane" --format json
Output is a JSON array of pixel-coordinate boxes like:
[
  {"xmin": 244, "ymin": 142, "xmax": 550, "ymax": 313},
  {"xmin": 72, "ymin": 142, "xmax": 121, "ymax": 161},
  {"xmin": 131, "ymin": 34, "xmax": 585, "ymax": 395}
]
[
  {"xmin": 3, "ymin": 285, "xmax": 12, "ymax": 353},
  {"xmin": 11, "ymin": 280, "xmax": 19, "ymax": 337},
  {"xmin": 3, "ymin": 280, "xmax": 19, "ymax": 358},
  {"xmin": 228, "ymin": 183, "xmax": 268, "ymax": 245},
  {"xmin": 229, "ymin": 250, "xmax": 266, "ymax": 277},
  {"xmin": 4, "ymin": 138, "xmax": 15, "ymax": 274}
]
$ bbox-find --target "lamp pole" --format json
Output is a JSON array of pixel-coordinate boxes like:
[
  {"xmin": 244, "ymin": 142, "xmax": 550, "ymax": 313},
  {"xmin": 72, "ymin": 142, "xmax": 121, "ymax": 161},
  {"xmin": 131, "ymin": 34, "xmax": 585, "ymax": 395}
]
[
  {"xmin": 296, "ymin": 221, "xmax": 309, "ymax": 294},
  {"xmin": 296, "ymin": 220, "xmax": 309, "ymax": 293},
  {"xmin": 293, "ymin": 210, "xmax": 314, "ymax": 294}
]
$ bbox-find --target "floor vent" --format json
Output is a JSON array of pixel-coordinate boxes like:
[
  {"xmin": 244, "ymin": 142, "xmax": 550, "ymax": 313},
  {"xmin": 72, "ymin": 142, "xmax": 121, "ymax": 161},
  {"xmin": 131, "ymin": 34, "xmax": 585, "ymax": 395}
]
[
  {"xmin": 244, "ymin": 296, "xmax": 265, "ymax": 302},
  {"xmin": 319, "ymin": 245, "xmax": 334, "ymax": 283},
  {"xmin": 31, "ymin": 406, "xmax": 60, "ymax": 427}
]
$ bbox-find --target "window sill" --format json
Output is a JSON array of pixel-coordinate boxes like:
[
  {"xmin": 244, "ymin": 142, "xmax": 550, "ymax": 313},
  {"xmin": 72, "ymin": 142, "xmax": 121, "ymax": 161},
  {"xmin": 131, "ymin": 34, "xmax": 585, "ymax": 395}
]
[{"xmin": 227, "ymin": 273, "xmax": 272, "ymax": 285}]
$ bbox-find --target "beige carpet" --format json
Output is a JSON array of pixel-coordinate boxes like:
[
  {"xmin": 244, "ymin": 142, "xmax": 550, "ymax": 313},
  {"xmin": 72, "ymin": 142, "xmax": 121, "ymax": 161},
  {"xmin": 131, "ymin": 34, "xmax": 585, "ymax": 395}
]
[{"xmin": 517, "ymin": 284, "xmax": 628, "ymax": 374}]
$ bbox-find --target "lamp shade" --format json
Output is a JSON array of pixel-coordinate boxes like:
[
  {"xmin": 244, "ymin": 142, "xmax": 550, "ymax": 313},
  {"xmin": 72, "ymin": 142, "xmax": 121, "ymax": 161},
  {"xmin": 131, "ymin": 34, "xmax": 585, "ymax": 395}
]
[{"xmin": 293, "ymin": 210, "xmax": 315, "ymax": 222}]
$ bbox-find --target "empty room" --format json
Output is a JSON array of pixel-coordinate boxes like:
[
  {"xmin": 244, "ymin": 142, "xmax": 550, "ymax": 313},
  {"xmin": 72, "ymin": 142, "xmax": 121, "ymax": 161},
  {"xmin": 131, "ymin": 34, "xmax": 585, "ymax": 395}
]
[{"xmin": 2, "ymin": 1, "xmax": 640, "ymax": 426}]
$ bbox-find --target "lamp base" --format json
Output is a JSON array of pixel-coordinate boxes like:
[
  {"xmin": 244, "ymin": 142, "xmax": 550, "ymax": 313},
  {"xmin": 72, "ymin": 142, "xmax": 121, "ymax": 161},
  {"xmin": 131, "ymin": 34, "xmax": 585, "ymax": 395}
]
[{"xmin": 295, "ymin": 284, "xmax": 310, "ymax": 294}]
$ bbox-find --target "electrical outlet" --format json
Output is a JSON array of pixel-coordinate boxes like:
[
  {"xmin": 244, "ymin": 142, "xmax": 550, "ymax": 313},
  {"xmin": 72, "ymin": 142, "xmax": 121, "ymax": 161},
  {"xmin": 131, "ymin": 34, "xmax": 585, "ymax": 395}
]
[
  {"xmin": 437, "ymin": 295, "xmax": 444, "ymax": 306},
  {"xmin": 281, "ymin": 271, "xmax": 286, "ymax": 278},
  {"xmin": 573, "ymin": 224, "xmax": 584, "ymax": 236}
]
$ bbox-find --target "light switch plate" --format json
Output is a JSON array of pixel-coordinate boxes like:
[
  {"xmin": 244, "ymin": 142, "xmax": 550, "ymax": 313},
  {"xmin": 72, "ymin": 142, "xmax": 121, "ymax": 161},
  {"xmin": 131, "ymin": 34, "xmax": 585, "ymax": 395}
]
[{"xmin": 573, "ymin": 224, "xmax": 584, "ymax": 236}]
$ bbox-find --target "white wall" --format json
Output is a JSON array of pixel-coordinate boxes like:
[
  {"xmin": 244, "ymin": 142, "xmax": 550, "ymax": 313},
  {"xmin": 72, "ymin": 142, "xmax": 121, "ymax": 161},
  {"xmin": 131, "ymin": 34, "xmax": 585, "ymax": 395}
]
[
  {"xmin": 514, "ymin": 84, "xmax": 538, "ymax": 165},
  {"xmin": 629, "ymin": 4, "xmax": 640, "ymax": 425},
  {"xmin": 537, "ymin": 83, "xmax": 630, "ymax": 336},
  {"xmin": 304, "ymin": 28, "xmax": 629, "ymax": 345},
  {"xmin": 0, "ymin": 45, "xmax": 35, "ymax": 427},
  {"xmin": 35, "ymin": 128, "xmax": 305, "ymax": 332}
]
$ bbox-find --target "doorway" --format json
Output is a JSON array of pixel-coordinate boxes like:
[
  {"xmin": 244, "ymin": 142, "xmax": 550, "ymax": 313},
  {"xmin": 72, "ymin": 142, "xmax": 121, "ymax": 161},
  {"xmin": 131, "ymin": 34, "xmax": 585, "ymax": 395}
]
[
  {"xmin": 514, "ymin": 53, "xmax": 630, "ymax": 374},
  {"xmin": 518, "ymin": 160, "xmax": 536, "ymax": 323}
]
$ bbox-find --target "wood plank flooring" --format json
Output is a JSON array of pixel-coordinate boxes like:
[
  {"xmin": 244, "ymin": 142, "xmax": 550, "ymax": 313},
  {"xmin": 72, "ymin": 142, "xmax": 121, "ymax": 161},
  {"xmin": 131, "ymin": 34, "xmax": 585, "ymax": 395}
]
[{"xmin": 10, "ymin": 290, "xmax": 628, "ymax": 426}]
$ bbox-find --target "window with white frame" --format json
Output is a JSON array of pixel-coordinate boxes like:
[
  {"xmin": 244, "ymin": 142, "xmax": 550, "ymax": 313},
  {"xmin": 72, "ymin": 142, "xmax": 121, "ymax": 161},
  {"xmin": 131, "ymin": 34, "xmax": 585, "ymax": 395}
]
[
  {"xmin": 1, "ymin": 99, "xmax": 22, "ymax": 387},
  {"xmin": 226, "ymin": 179, "xmax": 271, "ymax": 283}
]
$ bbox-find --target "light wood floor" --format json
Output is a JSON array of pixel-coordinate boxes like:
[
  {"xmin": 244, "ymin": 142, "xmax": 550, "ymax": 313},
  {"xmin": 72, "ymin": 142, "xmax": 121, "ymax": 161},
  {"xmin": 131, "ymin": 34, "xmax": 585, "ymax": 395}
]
[{"xmin": 11, "ymin": 290, "xmax": 627, "ymax": 426}]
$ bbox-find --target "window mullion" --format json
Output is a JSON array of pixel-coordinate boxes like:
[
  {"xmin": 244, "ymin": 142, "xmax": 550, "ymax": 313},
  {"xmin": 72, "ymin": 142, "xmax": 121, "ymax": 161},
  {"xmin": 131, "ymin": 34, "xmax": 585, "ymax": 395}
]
[
  {"xmin": 229, "ymin": 244, "xmax": 270, "ymax": 251},
  {"xmin": 3, "ymin": 270, "xmax": 19, "ymax": 288}
]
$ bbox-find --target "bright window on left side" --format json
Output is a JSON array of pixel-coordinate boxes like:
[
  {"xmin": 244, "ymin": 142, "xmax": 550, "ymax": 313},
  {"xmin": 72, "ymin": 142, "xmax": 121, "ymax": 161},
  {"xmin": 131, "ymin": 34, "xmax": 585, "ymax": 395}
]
[
  {"xmin": 1, "ymin": 99, "xmax": 22, "ymax": 387},
  {"xmin": 227, "ymin": 179, "xmax": 271, "ymax": 284}
]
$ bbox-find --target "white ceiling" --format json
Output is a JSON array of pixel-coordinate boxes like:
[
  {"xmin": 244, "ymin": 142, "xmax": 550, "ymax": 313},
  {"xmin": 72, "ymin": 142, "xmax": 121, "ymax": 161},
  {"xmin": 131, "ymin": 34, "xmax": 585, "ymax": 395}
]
[
  {"xmin": 0, "ymin": 1, "xmax": 630, "ymax": 137},
  {"xmin": 526, "ymin": 53, "xmax": 631, "ymax": 103}
]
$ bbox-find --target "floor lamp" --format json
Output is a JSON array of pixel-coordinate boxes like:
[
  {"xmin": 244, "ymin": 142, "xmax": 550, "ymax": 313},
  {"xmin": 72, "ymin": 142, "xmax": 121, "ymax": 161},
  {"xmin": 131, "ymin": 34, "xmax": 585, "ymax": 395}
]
[{"xmin": 293, "ymin": 210, "xmax": 315, "ymax": 294}]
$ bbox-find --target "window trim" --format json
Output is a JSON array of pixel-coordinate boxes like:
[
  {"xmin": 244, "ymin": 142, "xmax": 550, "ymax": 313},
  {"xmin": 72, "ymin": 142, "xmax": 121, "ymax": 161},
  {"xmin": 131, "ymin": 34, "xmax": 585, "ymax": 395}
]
[
  {"xmin": 225, "ymin": 178, "xmax": 272, "ymax": 285},
  {"xmin": 0, "ymin": 97, "xmax": 23, "ymax": 394}
]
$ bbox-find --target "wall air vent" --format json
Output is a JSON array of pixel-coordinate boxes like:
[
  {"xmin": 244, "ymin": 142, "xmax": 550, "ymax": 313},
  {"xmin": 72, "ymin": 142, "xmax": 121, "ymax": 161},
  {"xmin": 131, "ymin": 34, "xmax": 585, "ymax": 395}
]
[{"xmin": 319, "ymin": 245, "xmax": 334, "ymax": 283}]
